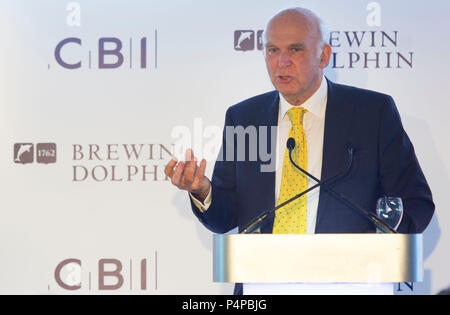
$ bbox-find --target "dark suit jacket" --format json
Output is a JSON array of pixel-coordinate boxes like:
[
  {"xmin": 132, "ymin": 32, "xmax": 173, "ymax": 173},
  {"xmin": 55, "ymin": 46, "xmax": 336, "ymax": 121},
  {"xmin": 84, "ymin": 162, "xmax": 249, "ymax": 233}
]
[
  {"xmin": 190, "ymin": 79, "xmax": 434, "ymax": 234},
  {"xmin": 189, "ymin": 80, "xmax": 434, "ymax": 293}
]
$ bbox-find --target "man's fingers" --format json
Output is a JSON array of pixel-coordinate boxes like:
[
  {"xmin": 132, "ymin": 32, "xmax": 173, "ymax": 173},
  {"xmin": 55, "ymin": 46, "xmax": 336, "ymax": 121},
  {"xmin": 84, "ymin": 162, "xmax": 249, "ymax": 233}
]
[
  {"xmin": 185, "ymin": 148, "xmax": 194, "ymax": 162},
  {"xmin": 164, "ymin": 158, "xmax": 178, "ymax": 179},
  {"xmin": 192, "ymin": 158, "xmax": 207, "ymax": 188},
  {"xmin": 167, "ymin": 149, "xmax": 207, "ymax": 192},
  {"xmin": 182, "ymin": 156, "xmax": 198, "ymax": 187},
  {"xmin": 171, "ymin": 160, "xmax": 185, "ymax": 186},
  {"xmin": 182, "ymin": 149, "xmax": 198, "ymax": 185},
  {"xmin": 197, "ymin": 158, "xmax": 207, "ymax": 179},
  {"xmin": 184, "ymin": 149, "xmax": 197, "ymax": 170}
]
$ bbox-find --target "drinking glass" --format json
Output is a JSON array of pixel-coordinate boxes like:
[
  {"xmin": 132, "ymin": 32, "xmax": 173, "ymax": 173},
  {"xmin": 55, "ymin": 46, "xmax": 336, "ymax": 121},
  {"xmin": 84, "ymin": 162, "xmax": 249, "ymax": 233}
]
[{"xmin": 376, "ymin": 197, "xmax": 403, "ymax": 231}]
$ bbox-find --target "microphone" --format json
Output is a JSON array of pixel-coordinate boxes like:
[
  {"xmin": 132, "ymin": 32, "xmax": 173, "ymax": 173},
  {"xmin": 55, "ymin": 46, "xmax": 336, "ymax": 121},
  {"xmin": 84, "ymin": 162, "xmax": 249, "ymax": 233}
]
[
  {"xmin": 240, "ymin": 139, "xmax": 355, "ymax": 234},
  {"xmin": 287, "ymin": 137, "xmax": 296, "ymax": 151},
  {"xmin": 286, "ymin": 137, "xmax": 396, "ymax": 234}
]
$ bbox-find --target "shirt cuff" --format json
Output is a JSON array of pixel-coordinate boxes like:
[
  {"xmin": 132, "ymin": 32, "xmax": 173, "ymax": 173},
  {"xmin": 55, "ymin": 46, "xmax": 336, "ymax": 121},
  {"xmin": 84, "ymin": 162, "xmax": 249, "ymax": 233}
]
[{"xmin": 189, "ymin": 186, "xmax": 212, "ymax": 213}]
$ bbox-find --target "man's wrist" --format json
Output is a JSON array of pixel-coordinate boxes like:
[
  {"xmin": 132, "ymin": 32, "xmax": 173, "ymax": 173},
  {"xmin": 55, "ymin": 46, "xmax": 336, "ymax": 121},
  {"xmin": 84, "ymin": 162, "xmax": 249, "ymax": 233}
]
[
  {"xmin": 191, "ymin": 187, "xmax": 210, "ymax": 203},
  {"xmin": 189, "ymin": 186, "xmax": 212, "ymax": 213}
]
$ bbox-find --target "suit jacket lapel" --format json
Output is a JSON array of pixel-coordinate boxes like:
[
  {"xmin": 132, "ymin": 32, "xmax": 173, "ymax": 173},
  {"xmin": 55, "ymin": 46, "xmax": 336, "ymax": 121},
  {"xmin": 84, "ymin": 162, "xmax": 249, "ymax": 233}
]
[
  {"xmin": 258, "ymin": 91, "xmax": 279, "ymax": 233},
  {"xmin": 315, "ymin": 80, "xmax": 357, "ymax": 232}
]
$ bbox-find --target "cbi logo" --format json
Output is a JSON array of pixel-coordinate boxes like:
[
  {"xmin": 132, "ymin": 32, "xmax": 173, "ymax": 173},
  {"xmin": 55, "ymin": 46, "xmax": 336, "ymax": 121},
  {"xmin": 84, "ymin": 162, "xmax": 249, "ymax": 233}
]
[
  {"xmin": 53, "ymin": 36, "xmax": 154, "ymax": 70},
  {"xmin": 51, "ymin": 3, "xmax": 157, "ymax": 70},
  {"xmin": 14, "ymin": 143, "xmax": 57, "ymax": 164},
  {"xmin": 234, "ymin": 30, "xmax": 264, "ymax": 52},
  {"xmin": 52, "ymin": 257, "xmax": 155, "ymax": 292}
]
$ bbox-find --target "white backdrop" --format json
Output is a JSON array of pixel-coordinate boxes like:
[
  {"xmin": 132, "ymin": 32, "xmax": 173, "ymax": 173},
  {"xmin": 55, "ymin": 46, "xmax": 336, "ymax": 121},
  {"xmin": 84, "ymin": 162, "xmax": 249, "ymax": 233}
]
[{"xmin": 0, "ymin": 0, "xmax": 449, "ymax": 294}]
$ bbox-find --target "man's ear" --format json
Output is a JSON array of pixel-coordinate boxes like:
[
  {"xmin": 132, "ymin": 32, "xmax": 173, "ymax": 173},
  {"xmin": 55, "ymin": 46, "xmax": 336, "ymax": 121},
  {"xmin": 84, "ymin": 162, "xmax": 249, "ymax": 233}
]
[{"xmin": 320, "ymin": 44, "xmax": 332, "ymax": 69}]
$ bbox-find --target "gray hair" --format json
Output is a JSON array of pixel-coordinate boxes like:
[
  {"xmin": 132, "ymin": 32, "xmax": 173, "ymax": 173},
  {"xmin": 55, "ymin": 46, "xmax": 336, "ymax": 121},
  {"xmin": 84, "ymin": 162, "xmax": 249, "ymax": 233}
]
[{"xmin": 317, "ymin": 16, "xmax": 330, "ymax": 51}]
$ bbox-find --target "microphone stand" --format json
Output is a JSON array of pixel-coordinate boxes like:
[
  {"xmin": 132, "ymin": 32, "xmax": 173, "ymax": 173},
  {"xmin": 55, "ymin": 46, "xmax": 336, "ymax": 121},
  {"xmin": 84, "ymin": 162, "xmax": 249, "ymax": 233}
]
[
  {"xmin": 240, "ymin": 138, "xmax": 396, "ymax": 234},
  {"xmin": 240, "ymin": 145, "xmax": 355, "ymax": 234},
  {"xmin": 286, "ymin": 139, "xmax": 396, "ymax": 234}
]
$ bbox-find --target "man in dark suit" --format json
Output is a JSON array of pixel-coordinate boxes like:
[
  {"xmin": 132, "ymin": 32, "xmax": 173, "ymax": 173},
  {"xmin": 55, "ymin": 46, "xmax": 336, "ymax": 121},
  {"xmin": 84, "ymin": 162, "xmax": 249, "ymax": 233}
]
[{"xmin": 164, "ymin": 7, "xmax": 434, "ymax": 293}]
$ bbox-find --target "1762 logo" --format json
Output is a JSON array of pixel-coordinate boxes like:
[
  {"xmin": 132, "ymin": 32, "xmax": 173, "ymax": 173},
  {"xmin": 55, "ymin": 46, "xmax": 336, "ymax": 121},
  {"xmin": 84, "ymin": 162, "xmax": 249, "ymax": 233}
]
[{"xmin": 14, "ymin": 143, "xmax": 57, "ymax": 164}]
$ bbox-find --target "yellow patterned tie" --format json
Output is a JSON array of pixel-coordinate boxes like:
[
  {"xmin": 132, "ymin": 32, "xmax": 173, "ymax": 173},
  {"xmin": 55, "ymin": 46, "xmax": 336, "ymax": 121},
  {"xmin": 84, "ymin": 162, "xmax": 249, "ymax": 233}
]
[{"xmin": 273, "ymin": 107, "xmax": 308, "ymax": 234}]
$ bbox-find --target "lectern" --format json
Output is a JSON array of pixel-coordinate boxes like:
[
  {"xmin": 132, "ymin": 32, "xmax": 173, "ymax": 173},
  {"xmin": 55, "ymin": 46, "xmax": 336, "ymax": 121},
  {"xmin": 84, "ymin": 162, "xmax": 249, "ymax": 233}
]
[{"xmin": 213, "ymin": 234, "xmax": 422, "ymax": 295}]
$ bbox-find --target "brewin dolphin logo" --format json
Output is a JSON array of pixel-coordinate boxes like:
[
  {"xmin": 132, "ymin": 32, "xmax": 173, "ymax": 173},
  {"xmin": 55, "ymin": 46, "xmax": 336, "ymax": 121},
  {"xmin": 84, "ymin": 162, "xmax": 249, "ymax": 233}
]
[
  {"xmin": 234, "ymin": 30, "xmax": 264, "ymax": 52},
  {"xmin": 14, "ymin": 143, "xmax": 34, "ymax": 164},
  {"xmin": 234, "ymin": 30, "xmax": 254, "ymax": 51},
  {"xmin": 14, "ymin": 143, "xmax": 57, "ymax": 164}
]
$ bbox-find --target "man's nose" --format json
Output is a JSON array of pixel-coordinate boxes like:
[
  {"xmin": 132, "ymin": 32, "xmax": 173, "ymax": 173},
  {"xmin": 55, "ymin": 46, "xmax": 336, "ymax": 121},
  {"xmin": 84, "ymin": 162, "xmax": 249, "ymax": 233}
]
[{"xmin": 278, "ymin": 51, "xmax": 292, "ymax": 68}]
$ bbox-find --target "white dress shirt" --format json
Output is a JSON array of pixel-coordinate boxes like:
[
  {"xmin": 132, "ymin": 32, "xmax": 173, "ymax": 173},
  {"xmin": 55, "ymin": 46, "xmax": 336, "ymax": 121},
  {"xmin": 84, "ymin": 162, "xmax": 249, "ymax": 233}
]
[{"xmin": 190, "ymin": 76, "xmax": 328, "ymax": 234}]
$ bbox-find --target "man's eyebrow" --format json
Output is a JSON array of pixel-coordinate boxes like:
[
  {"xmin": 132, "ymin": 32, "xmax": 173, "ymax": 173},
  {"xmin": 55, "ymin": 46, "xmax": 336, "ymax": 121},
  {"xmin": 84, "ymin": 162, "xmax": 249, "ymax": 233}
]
[
  {"xmin": 289, "ymin": 43, "xmax": 306, "ymax": 48},
  {"xmin": 264, "ymin": 42, "xmax": 306, "ymax": 48}
]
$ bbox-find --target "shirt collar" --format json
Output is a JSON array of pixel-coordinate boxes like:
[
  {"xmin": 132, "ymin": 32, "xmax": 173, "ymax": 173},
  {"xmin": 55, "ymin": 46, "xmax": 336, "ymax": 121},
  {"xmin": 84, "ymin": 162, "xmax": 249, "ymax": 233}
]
[{"xmin": 279, "ymin": 75, "xmax": 328, "ymax": 121}]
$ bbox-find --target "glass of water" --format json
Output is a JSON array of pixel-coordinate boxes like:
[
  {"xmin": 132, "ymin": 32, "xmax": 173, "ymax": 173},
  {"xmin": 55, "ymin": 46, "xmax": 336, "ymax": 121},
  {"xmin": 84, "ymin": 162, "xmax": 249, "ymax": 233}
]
[{"xmin": 376, "ymin": 197, "xmax": 403, "ymax": 231}]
